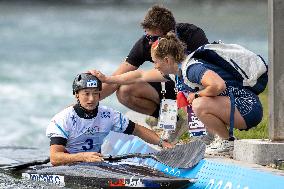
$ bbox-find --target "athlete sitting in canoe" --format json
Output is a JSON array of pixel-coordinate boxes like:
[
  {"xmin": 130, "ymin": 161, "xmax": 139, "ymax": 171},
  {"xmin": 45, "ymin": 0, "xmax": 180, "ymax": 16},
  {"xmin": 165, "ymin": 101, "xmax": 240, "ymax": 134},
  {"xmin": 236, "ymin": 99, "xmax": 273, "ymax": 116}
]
[{"xmin": 46, "ymin": 73, "xmax": 172, "ymax": 166}]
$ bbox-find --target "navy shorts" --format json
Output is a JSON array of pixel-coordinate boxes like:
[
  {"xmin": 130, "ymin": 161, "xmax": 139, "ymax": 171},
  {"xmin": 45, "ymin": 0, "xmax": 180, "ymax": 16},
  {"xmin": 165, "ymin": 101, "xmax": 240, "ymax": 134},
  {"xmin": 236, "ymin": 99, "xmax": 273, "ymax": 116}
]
[{"xmin": 221, "ymin": 86, "xmax": 263, "ymax": 130}]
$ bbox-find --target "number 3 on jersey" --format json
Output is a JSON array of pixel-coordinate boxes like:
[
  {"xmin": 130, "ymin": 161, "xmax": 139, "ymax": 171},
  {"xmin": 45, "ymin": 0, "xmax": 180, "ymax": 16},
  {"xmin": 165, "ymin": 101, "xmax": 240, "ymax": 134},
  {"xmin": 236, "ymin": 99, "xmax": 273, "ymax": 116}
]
[{"xmin": 82, "ymin": 139, "xmax": 93, "ymax": 151}]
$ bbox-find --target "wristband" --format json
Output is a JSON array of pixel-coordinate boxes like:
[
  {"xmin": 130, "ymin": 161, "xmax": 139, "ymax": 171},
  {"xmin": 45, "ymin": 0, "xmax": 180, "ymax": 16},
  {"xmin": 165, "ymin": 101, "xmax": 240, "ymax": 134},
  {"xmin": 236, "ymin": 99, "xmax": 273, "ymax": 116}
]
[{"xmin": 194, "ymin": 92, "xmax": 200, "ymax": 99}]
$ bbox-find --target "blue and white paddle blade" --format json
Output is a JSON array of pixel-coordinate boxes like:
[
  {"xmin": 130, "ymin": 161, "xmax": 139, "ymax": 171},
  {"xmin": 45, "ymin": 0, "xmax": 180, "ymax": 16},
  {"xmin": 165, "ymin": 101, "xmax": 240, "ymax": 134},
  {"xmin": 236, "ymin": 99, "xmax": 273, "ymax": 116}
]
[{"xmin": 155, "ymin": 139, "xmax": 206, "ymax": 169}]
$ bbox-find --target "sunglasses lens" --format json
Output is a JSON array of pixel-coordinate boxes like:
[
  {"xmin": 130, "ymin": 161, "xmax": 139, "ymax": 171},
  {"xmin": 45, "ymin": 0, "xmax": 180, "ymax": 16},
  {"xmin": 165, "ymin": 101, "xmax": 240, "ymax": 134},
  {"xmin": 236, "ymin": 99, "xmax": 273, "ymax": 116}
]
[
  {"xmin": 151, "ymin": 36, "xmax": 159, "ymax": 42},
  {"xmin": 146, "ymin": 34, "xmax": 160, "ymax": 42}
]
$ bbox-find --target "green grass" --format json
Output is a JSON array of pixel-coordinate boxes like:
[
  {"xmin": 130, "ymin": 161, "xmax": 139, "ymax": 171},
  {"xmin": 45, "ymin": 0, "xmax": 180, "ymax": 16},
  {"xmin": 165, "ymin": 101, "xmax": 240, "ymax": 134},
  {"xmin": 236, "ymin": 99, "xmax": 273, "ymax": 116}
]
[{"xmin": 234, "ymin": 87, "xmax": 268, "ymax": 139}]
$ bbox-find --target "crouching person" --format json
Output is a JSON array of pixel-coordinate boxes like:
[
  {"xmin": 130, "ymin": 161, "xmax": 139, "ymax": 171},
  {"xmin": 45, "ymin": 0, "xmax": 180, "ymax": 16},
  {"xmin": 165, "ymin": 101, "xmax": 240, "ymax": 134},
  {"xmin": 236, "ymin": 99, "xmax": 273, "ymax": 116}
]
[{"xmin": 46, "ymin": 73, "xmax": 173, "ymax": 166}]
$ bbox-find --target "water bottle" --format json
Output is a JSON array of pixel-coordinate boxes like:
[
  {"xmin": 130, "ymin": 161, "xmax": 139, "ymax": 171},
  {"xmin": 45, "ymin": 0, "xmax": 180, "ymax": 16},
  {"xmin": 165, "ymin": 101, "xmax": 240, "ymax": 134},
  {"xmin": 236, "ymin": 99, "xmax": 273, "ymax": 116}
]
[{"xmin": 187, "ymin": 105, "xmax": 207, "ymax": 137}]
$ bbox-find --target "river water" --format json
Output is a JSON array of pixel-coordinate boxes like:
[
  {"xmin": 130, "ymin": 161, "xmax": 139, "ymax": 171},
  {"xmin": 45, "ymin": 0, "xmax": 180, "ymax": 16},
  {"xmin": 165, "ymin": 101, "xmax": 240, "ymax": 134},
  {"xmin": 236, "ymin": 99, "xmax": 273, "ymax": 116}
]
[{"xmin": 0, "ymin": 0, "xmax": 267, "ymax": 188}]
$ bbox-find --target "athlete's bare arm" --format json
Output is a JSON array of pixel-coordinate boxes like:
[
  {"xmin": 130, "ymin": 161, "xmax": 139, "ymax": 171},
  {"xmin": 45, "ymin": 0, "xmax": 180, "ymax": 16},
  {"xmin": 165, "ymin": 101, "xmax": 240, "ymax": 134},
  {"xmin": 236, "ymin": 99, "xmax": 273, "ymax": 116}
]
[
  {"xmin": 99, "ymin": 61, "xmax": 137, "ymax": 100},
  {"xmin": 50, "ymin": 145, "xmax": 103, "ymax": 166}
]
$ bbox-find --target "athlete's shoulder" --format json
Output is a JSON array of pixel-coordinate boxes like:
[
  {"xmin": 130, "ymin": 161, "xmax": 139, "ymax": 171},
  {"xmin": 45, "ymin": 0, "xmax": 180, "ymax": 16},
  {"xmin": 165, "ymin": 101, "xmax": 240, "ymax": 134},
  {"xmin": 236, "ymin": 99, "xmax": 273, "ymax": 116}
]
[
  {"xmin": 52, "ymin": 105, "xmax": 75, "ymax": 121},
  {"xmin": 98, "ymin": 104, "xmax": 113, "ymax": 112},
  {"xmin": 97, "ymin": 105, "xmax": 114, "ymax": 118},
  {"xmin": 47, "ymin": 106, "xmax": 74, "ymax": 137},
  {"xmin": 98, "ymin": 105, "xmax": 124, "ymax": 119}
]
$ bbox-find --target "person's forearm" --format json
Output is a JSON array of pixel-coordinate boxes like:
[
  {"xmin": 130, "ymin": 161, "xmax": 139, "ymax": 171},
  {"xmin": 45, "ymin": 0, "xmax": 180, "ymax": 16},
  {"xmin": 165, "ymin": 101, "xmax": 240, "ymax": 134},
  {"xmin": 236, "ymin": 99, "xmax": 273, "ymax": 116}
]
[
  {"xmin": 50, "ymin": 152, "xmax": 83, "ymax": 166},
  {"xmin": 199, "ymin": 84, "xmax": 225, "ymax": 97},
  {"xmin": 133, "ymin": 124, "xmax": 160, "ymax": 146},
  {"xmin": 105, "ymin": 70, "xmax": 144, "ymax": 85},
  {"xmin": 99, "ymin": 71, "xmax": 144, "ymax": 99},
  {"xmin": 98, "ymin": 61, "xmax": 138, "ymax": 99},
  {"xmin": 199, "ymin": 70, "xmax": 226, "ymax": 97}
]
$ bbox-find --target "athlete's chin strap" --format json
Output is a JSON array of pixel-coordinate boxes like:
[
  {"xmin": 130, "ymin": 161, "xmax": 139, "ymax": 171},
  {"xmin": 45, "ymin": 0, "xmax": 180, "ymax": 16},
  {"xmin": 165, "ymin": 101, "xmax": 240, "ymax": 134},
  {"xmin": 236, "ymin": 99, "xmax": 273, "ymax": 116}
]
[{"xmin": 73, "ymin": 102, "xmax": 98, "ymax": 119}]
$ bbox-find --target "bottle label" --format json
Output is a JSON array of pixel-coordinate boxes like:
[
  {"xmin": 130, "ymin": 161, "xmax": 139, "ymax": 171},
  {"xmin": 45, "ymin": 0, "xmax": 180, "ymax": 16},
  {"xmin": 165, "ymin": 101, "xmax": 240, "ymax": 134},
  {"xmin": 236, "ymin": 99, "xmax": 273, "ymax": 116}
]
[{"xmin": 187, "ymin": 106, "xmax": 206, "ymax": 136}]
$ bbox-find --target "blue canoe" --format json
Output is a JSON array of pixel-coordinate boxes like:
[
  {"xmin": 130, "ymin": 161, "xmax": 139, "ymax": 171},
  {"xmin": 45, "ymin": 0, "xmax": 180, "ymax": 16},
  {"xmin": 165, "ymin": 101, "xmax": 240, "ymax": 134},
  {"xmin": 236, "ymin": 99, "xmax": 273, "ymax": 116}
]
[
  {"xmin": 102, "ymin": 132, "xmax": 284, "ymax": 189},
  {"xmin": 1, "ymin": 132, "xmax": 284, "ymax": 188}
]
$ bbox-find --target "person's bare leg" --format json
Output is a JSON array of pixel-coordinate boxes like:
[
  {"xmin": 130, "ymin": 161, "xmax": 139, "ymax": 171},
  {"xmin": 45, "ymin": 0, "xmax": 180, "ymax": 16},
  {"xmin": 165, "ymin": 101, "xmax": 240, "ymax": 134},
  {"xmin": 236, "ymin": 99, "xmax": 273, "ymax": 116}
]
[
  {"xmin": 192, "ymin": 96, "xmax": 247, "ymax": 139},
  {"xmin": 116, "ymin": 82, "xmax": 160, "ymax": 116}
]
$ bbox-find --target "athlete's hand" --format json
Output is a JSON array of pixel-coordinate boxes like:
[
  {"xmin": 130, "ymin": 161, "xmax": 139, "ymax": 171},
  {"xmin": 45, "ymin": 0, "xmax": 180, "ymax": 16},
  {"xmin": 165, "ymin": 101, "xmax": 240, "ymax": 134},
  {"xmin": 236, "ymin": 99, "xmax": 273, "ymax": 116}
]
[
  {"xmin": 88, "ymin": 70, "xmax": 107, "ymax": 82},
  {"xmin": 81, "ymin": 152, "xmax": 104, "ymax": 162}
]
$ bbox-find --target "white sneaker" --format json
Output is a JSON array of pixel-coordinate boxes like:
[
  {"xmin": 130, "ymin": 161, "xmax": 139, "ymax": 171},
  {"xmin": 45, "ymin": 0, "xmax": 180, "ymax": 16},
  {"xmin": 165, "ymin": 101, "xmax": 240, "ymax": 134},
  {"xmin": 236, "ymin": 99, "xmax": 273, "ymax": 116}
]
[{"xmin": 205, "ymin": 136, "xmax": 234, "ymax": 155}]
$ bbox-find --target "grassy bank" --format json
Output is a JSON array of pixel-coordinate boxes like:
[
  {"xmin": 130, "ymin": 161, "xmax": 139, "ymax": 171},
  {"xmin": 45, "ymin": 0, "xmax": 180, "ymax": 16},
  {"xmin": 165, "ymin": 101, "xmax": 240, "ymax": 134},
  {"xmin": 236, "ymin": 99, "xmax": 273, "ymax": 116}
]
[{"xmin": 234, "ymin": 87, "xmax": 268, "ymax": 139}]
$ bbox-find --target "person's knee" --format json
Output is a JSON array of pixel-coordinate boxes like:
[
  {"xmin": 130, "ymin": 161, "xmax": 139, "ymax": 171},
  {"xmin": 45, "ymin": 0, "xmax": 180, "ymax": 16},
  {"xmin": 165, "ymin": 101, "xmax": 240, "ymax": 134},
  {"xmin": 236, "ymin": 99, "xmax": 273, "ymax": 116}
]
[
  {"xmin": 116, "ymin": 85, "xmax": 132, "ymax": 104},
  {"xmin": 192, "ymin": 97, "xmax": 208, "ymax": 117}
]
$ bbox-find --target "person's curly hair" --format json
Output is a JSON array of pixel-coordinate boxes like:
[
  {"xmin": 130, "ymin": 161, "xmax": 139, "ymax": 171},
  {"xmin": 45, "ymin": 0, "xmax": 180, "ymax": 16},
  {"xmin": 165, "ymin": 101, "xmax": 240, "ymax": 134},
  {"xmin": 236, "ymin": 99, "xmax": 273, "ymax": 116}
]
[
  {"xmin": 141, "ymin": 5, "xmax": 176, "ymax": 34},
  {"xmin": 151, "ymin": 31, "xmax": 186, "ymax": 63}
]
